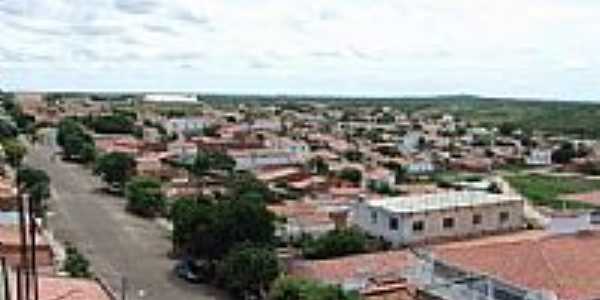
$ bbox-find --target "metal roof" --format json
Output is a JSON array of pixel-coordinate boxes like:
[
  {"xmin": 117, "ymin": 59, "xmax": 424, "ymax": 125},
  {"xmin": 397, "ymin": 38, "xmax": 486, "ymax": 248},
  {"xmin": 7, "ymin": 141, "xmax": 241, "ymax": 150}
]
[{"xmin": 367, "ymin": 191, "xmax": 522, "ymax": 214}]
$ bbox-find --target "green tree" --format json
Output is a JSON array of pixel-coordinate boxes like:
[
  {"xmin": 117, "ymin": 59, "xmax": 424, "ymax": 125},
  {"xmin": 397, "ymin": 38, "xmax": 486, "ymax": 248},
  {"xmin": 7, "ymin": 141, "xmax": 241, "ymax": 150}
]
[
  {"xmin": 552, "ymin": 142, "xmax": 577, "ymax": 164},
  {"xmin": 2, "ymin": 138, "xmax": 27, "ymax": 167},
  {"xmin": 94, "ymin": 152, "xmax": 136, "ymax": 190},
  {"xmin": 191, "ymin": 150, "xmax": 236, "ymax": 176},
  {"xmin": 217, "ymin": 246, "xmax": 280, "ymax": 299},
  {"xmin": 0, "ymin": 118, "xmax": 18, "ymax": 138},
  {"xmin": 338, "ymin": 168, "xmax": 362, "ymax": 185},
  {"xmin": 18, "ymin": 166, "xmax": 50, "ymax": 215},
  {"xmin": 62, "ymin": 244, "xmax": 92, "ymax": 278},
  {"xmin": 302, "ymin": 228, "xmax": 367, "ymax": 259},
  {"xmin": 498, "ymin": 122, "xmax": 517, "ymax": 136},
  {"xmin": 57, "ymin": 118, "xmax": 96, "ymax": 162},
  {"xmin": 309, "ymin": 157, "xmax": 329, "ymax": 175},
  {"xmin": 170, "ymin": 197, "xmax": 214, "ymax": 253},
  {"xmin": 224, "ymin": 172, "xmax": 275, "ymax": 203},
  {"xmin": 90, "ymin": 114, "xmax": 135, "ymax": 134},
  {"xmin": 191, "ymin": 200, "xmax": 276, "ymax": 261},
  {"xmin": 270, "ymin": 277, "xmax": 359, "ymax": 300},
  {"xmin": 125, "ymin": 176, "xmax": 166, "ymax": 218}
]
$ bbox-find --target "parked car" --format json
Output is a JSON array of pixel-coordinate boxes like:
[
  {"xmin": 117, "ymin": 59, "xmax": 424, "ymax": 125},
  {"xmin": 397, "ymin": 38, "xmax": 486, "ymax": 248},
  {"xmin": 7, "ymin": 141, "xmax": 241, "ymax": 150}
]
[{"xmin": 174, "ymin": 258, "xmax": 202, "ymax": 284}]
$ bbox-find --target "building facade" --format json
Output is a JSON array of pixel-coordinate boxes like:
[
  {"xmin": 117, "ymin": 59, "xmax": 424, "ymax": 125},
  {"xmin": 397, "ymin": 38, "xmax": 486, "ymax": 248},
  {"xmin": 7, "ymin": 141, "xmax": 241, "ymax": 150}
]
[{"xmin": 352, "ymin": 191, "xmax": 525, "ymax": 246}]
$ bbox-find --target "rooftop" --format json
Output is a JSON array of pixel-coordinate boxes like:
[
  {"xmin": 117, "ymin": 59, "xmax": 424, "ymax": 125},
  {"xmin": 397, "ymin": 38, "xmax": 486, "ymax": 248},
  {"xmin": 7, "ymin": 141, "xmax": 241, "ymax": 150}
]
[
  {"xmin": 434, "ymin": 231, "xmax": 600, "ymax": 300},
  {"xmin": 366, "ymin": 191, "xmax": 522, "ymax": 214}
]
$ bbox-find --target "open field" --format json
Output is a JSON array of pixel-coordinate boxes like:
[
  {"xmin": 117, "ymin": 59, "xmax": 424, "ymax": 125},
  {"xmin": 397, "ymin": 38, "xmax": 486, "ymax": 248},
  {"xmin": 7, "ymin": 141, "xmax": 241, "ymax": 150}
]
[{"xmin": 506, "ymin": 174, "xmax": 600, "ymax": 209}]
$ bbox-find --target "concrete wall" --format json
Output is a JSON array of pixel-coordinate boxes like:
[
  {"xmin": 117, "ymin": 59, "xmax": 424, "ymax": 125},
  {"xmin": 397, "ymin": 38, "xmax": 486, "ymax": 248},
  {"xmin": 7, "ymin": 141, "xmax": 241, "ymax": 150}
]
[{"xmin": 353, "ymin": 200, "xmax": 525, "ymax": 246}]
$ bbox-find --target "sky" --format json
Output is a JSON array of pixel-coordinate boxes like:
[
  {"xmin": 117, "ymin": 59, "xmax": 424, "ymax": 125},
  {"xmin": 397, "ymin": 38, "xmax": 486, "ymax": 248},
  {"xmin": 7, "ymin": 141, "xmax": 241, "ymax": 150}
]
[{"xmin": 1, "ymin": 0, "xmax": 600, "ymax": 100}]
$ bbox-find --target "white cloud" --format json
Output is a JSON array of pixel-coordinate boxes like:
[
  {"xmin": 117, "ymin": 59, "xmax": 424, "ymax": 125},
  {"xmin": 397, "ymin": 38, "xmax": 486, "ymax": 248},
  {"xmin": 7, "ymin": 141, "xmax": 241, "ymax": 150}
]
[{"xmin": 0, "ymin": 0, "xmax": 600, "ymax": 99}]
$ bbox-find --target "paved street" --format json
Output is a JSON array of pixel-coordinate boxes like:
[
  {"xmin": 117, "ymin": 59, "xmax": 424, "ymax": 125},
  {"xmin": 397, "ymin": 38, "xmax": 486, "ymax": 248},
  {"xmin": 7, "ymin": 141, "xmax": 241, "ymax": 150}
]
[{"xmin": 25, "ymin": 141, "xmax": 226, "ymax": 300}]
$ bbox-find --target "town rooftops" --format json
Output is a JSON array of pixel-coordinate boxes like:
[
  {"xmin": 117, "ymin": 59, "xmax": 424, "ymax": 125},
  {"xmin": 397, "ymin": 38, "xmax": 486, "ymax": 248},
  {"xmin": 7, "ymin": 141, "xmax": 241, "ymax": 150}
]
[
  {"xmin": 434, "ymin": 230, "xmax": 600, "ymax": 300},
  {"xmin": 290, "ymin": 250, "xmax": 412, "ymax": 286},
  {"xmin": 366, "ymin": 191, "xmax": 522, "ymax": 214}
]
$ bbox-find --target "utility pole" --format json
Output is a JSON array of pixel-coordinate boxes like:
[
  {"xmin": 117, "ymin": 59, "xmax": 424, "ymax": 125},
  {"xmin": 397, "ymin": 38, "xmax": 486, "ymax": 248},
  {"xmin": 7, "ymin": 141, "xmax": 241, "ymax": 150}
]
[
  {"xmin": 121, "ymin": 277, "xmax": 128, "ymax": 300},
  {"xmin": 1, "ymin": 256, "xmax": 11, "ymax": 300},
  {"xmin": 27, "ymin": 194, "xmax": 39, "ymax": 300}
]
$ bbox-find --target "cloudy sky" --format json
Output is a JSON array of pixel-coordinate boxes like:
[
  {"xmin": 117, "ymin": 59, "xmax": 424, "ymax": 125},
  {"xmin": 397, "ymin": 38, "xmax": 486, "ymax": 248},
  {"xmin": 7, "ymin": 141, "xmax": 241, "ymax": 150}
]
[{"xmin": 1, "ymin": 0, "xmax": 599, "ymax": 100}]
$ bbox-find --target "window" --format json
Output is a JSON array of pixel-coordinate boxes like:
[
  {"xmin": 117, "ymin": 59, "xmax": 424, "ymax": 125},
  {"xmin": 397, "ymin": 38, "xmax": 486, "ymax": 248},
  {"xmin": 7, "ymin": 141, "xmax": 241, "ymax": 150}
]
[
  {"xmin": 443, "ymin": 217, "xmax": 455, "ymax": 229},
  {"xmin": 473, "ymin": 214, "xmax": 482, "ymax": 225},
  {"xmin": 412, "ymin": 220, "xmax": 424, "ymax": 232},
  {"xmin": 389, "ymin": 217, "xmax": 399, "ymax": 231},
  {"xmin": 499, "ymin": 211, "xmax": 510, "ymax": 223},
  {"xmin": 370, "ymin": 211, "xmax": 378, "ymax": 224}
]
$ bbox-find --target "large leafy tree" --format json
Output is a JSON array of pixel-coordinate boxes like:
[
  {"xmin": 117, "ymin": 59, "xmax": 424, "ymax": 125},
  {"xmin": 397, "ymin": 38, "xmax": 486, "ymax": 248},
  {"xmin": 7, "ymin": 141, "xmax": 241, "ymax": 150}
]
[
  {"xmin": 217, "ymin": 246, "xmax": 280, "ymax": 299},
  {"xmin": 2, "ymin": 138, "xmax": 27, "ymax": 167},
  {"xmin": 90, "ymin": 114, "xmax": 135, "ymax": 134},
  {"xmin": 191, "ymin": 200, "xmax": 276, "ymax": 261},
  {"xmin": 552, "ymin": 142, "xmax": 577, "ymax": 164},
  {"xmin": 0, "ymin": 118, "xmax": 18, "ymax": 138},
  {"xmin": 170, "ymin": 197, "xmax": 214, "ymax": 253},
  {"xmin": 125, "ymin": 176, "xmax": 166, "ymax": 218},
  {"xmin": 57, "ymin": 118, "xmax": 96, "ymax": 162},
  {"xmin": 224, "ymin": 172, "xmax": 276, "ymax": 203},
  {"xmin": 270, "ymin": 277, "xmax": 359, "ymax": 300},
  {"xmin": 301, "ymin": 228, "xmax": 368, "ymax": 259},
  {"xmin": 94, "ymin": 152, "xmax": 136, "ymax": 190},
  {"xmin": 18, "ymin": 166, "xmax": 51, "ymax": 215},
  {"xmin": 191, "ymin": 149, "xmax": 236, "ymax": 176},
  {"xmin": 338, "ymin": 168, "xmax": 362, "ymax": 185}
]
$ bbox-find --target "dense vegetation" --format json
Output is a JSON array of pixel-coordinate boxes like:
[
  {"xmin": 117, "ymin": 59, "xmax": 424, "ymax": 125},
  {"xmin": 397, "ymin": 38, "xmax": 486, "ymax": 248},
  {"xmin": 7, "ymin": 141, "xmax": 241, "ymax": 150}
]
[
  {"xmin": 269, "ymin": 277, "xmax": 359, "ymax": 300},
  {"xmin": 506, "ymin": 175, "xmax": 600, "ymax": 209},
  {"xmin": 125, "ymin": 176, "xmax": 166, "ymax": 218},
  {"xmin": 94, "ymin": 152, "xmax": 136, "ymax": 191},
  {"xmin": 17, "ymin": 166, "xmax": 51, "ymax": 216},
  {"xmin": 56, "ymin": 118, "xmax": 96, "ymax": 163},
  {"xmin": 62, "ymin": 244, "xmax": 92, "ymax": 278},
  {"xmin": 302, "ymin": 228, "xmax": 369, "ymax": 259}
]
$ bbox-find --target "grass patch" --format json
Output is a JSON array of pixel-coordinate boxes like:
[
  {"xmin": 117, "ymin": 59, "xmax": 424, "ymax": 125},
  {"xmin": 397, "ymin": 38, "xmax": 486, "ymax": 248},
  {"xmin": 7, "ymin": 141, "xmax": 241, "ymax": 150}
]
[{"xmin": 506, "ymin": 175, "xmax": 600, "ymax": 209}]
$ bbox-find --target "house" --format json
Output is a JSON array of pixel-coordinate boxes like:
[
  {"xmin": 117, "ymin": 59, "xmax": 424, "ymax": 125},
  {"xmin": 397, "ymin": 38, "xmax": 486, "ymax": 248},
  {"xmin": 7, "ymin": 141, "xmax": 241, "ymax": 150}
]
[
  {"xmin": 135, "ymin": 151, "xmax": 172, "ymax": 179},
  {"xmin": 352, "ymin": 191, "xmax": 525, "ymax": 246},
  {"xmin": 268, "ymin": 201, "xmax": 336, "ymax": 241},
  {"xmin": 8, "ymin": 276, "xmax": 114, "ymax": 300},
  {"xmin": 364, "ymin": 167, "xmax": 395, "ymax": 190},
  {"xmin": 228, "ymin": 149, "xmax": 305, "ymax": 170},
  {"xmin": 433, "ymin": 231, "xmax": 600, "ymax": 300},
  {"xmin": 525, "ymin": 149, "xmax": 553, "ymax": 166},
  {"xmin": 162, "ymin": 117, "xmax": 207, "ymax": 135},
  {"xmin": 397, "ymin": 131, "xmax": 423, "ymax": 154},
  {"xmin": 265, "ymin": 137, "xmax": 310, "ymax": 156},
  {"xmin": 405, "ymin": 157, "xmax": 435, "ymax": 175},
  {"xmin": 289, "ymin": 250, "xmax": 413, "ymax": 291},
  {"xmin": 0, "ymin": 177, "xmax": 17, "ymax": 211},
  {"xmin": 95, "ymin": 136, "xmax": 142, "ymax": 155},
  {"xmin": 0, "ymin": 223, "xmax": 53, "ymax": 269},
  {"xmin": 167, "ymin": 140, "xmax": 198, "ymax": 157}
]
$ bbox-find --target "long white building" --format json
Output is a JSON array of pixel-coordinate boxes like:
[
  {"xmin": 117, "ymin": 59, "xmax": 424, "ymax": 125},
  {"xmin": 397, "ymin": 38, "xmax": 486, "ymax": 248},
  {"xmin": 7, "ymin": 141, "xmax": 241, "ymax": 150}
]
[{"xmin": 352, "ymin": 191, "xmax": 524, "ymax": 246}]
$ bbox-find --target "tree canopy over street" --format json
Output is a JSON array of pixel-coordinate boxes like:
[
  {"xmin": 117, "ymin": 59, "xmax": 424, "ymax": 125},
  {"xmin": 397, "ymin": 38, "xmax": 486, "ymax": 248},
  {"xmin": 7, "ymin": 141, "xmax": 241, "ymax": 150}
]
[
  {"xmin": 94, "ymin": 152, "xmax": 136, "ymax": 190},
  {"xmin": 57, "ymin": 118, "xmax": 96, "ymax": 163},
  {"xmin": 125, "ymin": 176, "xmax": 166, "ymax": 218}
]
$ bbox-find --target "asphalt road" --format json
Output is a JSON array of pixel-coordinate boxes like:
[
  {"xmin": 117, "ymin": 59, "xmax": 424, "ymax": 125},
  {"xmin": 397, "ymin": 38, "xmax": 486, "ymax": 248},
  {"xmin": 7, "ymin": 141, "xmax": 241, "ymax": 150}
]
[{"xmin": 25, "ymin": 141, "xmax": 226, "ymax": 300}]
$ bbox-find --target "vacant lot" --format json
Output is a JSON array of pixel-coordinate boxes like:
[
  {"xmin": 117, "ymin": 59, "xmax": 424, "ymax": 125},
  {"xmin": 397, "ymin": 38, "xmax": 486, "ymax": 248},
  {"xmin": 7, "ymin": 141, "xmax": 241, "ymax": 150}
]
[{"xmin": 506, "ymin": 175, "xmax": 600, "ymax": 209}]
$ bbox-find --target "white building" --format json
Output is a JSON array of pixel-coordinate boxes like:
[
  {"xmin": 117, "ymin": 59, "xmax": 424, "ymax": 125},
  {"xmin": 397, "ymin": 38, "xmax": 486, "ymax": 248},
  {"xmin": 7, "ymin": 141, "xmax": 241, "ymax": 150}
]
[
  {"xmin": 525, "ymin": 149, "xmax": 553, "ymax": 166},
  {"xmin": 406, "ymin": 158, "xmax": 435, "ymax": 175},
  {"xmin": 352, "ymin": 191, "xmax": 524, "ymax": 246},
  {"xmin": 143, "ymin": 94, "xmax": 197, "ymax": 103},
  {"xmin": 397, "ymin": 131, "xmax": 422, "ymax": 154},
  {"xmin": 229, "ymin": 149, "xmax": 305, "ymax": 170},
  {"xmin": 162, "ymin": 117, "xmax": 207, "ymax": 135}
]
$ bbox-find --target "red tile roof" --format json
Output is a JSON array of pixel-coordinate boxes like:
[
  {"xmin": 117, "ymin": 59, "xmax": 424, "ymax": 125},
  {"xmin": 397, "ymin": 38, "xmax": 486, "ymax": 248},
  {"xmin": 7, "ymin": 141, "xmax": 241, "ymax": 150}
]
[
  {"xmin": 435, "ymin": 231, "xmax": 600, "ymax": 300},
  {"xmin": 289, "ymin": 251, "xmax": 412, "ymax": 285}
]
